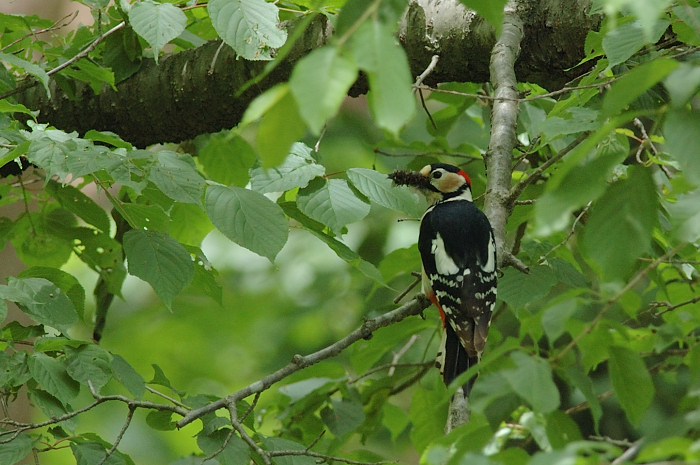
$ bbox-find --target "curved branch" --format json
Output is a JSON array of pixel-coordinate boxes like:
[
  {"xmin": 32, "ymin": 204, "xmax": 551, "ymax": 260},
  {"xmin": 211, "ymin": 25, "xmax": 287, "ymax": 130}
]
[{"xmin": 176, "ymin": 295, "xmax": 431, "ymax": 428}]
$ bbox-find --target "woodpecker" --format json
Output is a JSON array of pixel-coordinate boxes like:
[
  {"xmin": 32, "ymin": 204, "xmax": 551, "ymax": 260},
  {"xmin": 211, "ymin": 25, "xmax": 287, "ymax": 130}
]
[{"xmin": 390, "ymin": 163, "xmax": 497, "ymax": 393}]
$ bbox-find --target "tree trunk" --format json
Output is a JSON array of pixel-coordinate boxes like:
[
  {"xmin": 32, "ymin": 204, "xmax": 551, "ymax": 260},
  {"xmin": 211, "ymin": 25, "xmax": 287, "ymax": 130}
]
[{"xmin": 18, "ymin": 0, "xmax": 599, "ymax": 147}]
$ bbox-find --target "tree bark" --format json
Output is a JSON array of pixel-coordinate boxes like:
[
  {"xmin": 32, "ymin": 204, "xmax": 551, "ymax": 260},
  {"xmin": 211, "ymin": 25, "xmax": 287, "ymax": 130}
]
[{"xmin": 18, "ymin": 0, "xmax": 599, "ymax": 147}]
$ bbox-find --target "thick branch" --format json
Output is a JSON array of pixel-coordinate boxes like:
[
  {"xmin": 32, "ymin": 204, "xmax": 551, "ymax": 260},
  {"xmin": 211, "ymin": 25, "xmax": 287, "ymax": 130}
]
[
  {"xmin": 17, "ymin": 0, "xmax": 599, "ymax": 147},
  {"xmin": 483, "ymin": 2, "xmax": 524, "ymax": 268},
  {"xmin": 176, "ymin": 295, "xmax": 431, "ymax": 428}
]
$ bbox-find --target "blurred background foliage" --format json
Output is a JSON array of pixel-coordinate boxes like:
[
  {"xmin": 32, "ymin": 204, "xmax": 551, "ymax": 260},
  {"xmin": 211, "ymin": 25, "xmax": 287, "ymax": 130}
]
[{"xmin": 0, "ymin": 0, "xmax": 699, "ymax": 464}]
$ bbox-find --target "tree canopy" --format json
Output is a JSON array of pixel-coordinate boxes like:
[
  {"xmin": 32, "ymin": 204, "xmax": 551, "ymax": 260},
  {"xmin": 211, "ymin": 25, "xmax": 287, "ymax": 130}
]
[{"xmin": 0, "ymin": 0, "xmax": 699, "ymax": 464}]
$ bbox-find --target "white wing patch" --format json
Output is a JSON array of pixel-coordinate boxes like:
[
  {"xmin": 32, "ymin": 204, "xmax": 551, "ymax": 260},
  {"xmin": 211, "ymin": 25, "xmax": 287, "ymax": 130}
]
[
  {"xmin": 483, "ymin": 233, "xmax": 496, "ymax": 273},
  {"xmin": 431, "ymin": 233, "xmax": 459, "ymax": 275}
]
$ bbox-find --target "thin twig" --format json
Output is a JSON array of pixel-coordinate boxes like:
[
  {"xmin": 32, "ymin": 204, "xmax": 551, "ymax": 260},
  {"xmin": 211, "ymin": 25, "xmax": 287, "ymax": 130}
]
[
  {"xmin": 538, "ymin": 202, "xmax": 591, "ymax": 264},
  {"xmin": 508, "ymin": 133, "xmax": 588, "ymax": 206},
  {"xmin": 414, "ymin": 55, "xmax": 440, "ymax": 129},
  {"xmin": 0, "ymin": 11, "xmax": 79, "ymax": 53},
  {"xmin": 145, "ymin": 386, "xmax": 189, "ymax": 409},
  {"xmin": 611, "ymin": 439, "xmax": 644, "ymax": 465},
  {"xmin": 177, "ymin": 296, "xmax": 431, "ymax": 428},
  {"xmin": 414, "ymin": 55, "xmax": 440, "ymax": 90},
  {"xmin": 96, "ymin": 405, "xmax": 135, "ymax": 465},
  {"xmin": 228, "ymin": 403, "xmax": 270, "ymax": 465},
  {"xmin": 0, "ymin": 21, "xmax": 126, "ymax": 101},
  {"xmin": 393, "ymin": 274, "xmax": 421, "ymax": 304},
  {"xmin": 652, "ymin": 295, "xmax": 700, "ymax": 316},
  {"xmin": 388, "ymin": 335, "xmax": 418, "ymax": 376},
  {"xmin": 268, "ymin": 449, "xmax": 395, "ymax": 465}
]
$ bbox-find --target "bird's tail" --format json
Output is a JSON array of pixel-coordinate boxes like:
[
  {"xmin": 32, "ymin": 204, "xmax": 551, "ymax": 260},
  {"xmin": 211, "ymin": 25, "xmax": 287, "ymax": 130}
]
[{"xmin": 436, "ymin": 324, "xmax": 479, "ymax": 395}]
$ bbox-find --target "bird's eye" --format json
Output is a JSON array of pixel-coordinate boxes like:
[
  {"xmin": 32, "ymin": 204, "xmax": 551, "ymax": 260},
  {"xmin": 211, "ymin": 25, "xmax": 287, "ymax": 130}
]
[{"xmin": 432, "ymin": 171, "xmax": 443, "ymax": 179}]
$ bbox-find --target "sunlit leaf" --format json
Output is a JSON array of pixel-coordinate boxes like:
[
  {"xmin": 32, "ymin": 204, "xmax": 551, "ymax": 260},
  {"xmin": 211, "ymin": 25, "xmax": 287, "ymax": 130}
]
[
  {"xmin": 250, "ymin": 142, "xmax": 325, "ymax": 193},
  {"xmin": 129, "ymin": 0, "xmax": 187, "ymax": 62},
  {"xmin": 348, "ymin": 21, "xmax": 415, "ymax": 134},
  {"xmin": 290, "ymin": 46, "xmax": 358, "ymax": 134},
  {"xmin": 208, "ymin": 0, "xmax": 287, "ymax": 60},
  {"xmin": 347, "ymin": 168, "xmax": 426, "ymax": 217},
  {"xmin": 297, "ymin": 178, "xmax": 370, "ymax": 234}
]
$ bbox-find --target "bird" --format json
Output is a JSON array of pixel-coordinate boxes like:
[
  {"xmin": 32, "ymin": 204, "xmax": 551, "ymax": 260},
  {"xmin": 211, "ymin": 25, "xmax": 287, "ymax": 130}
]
[{"xmin": 389, "ymin": 163, "xmax": 497, "ymax": 393}]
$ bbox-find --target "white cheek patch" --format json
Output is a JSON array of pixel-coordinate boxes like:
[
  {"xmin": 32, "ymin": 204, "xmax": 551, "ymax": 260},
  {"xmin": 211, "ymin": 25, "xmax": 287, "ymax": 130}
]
[
  {"xmin": 431, "ymin": 233, "xmax": 460, "ymax": 275},
  {"xmin": 483, "ymin": 234, "xmax": 496, "ymax": 273}
]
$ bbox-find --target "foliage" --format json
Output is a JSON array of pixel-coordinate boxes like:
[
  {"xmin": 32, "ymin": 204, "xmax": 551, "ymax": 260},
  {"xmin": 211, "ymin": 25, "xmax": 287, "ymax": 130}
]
[{"xmin": 0, "ymin": 0, "xmax": 699, "ymax": 464}]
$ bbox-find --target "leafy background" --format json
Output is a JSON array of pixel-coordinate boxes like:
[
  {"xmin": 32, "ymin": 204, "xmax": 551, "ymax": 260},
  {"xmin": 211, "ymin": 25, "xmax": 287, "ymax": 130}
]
[{"xmin": 0, "ymin": 0, "xmax": 699, "ymax": 464}]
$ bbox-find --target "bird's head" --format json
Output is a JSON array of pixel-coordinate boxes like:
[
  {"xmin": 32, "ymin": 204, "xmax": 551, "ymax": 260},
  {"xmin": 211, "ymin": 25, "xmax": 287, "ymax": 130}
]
[{"xmin": 389, "ymin": 163, "xmax": 472, "ymax": 203}]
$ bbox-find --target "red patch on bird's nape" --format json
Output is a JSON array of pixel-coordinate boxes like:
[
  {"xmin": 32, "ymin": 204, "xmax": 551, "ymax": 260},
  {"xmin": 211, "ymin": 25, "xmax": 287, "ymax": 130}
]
[{"xmin": 457, "ymin": 169, "xmax": 471, "ymax": 188}]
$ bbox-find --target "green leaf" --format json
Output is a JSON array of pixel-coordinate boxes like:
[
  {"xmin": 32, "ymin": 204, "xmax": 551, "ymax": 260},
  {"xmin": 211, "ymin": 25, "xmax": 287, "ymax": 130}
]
[
  {"xmin": 534, "ymin": 131, "xmax": 629, "ymax": 235},
  {"xmin": 169, "ymin": 204, "xmax": 214, "ymax": 246},
  {"xmin": 198, "ymin": 429, "xmax": 250, "ymax": 465},
  {"xmin": 66, "ymin": 345, "xmax": 113, "ymax": 392},
  {"xmin": 667, "ymin": 189, "xmax": 700, "ymax": 242},
  {"xmin": 123, "ymin": 230, "xmax": 194, "ymax": 308},
  {"xmin": 663, "ymin": 108, "xmax": 700, "ymax": 186},
  {"xmin": 347, "ymin": 168, "xmax": 426, "ymax": 217},
  {"xmin": 146, "ymin": 410, "xmax": 176, "ymax": 430},
  {"xmin": 283, "ymin": 202, "xmax": 385, "ymax": 285},
  {"xmin": 348, "ymin": 21, "xmax": 415, "ymax": 134},
  {"xmin": 602, "ymin": 58, "xmax": 677, "ymax": 116},
  {"xmin": 608, "ymin": 346, "xmax": 654, "ymax": 426},
  {"xmin": 28, "ymin": 353, "xmax": 80, "ymax": 405},
  {"xmin": 541, "ymin": 299, "xmax": 578, "ymax": 344},
  {"xmin": 497, "ymin": 265, "xmax": 556, "ymax": 310},
  {"xmin": 111, "ymin": 354, "xmax": 146, "ymax": 399},
  {"xmin": 0, "ymin": 99, "xmax": 35, "ymax": 116},
  {"xmin": 409, "ymin": 388, "xmax": 447, "ymax": 452},
  {"xmin": 71, "ymin": 441, "xmax": 126, "ymax": 465},
  {"xmin": 502, "ymin": 351, "xmax": 560, "ymax": 413},
  {"xmin": 250, "ymin": 142, "xmax": 325, "ymax": 193},
  {"xmin": 46, "ymin": 181, "xmax": 111, "ymax": 233},
  {"xmin": 60, "ymin": 58, "xmax": 116, "ymax": 93},
  {"xmin": 149, "ymin": 151, "xmax": 206, "ymax": 205},
  {"xmin": 580, "ymin": 166, "xmax": 658, "ymax": 281},
  {"xmin": 18, "ymin": 267, "xmax": 85, "ymax": 318},
  {"xmin": 539, "ymin": 107, "xmax": 600, "ymax": 141},
  {"xmin": 129, "ymin": 0, "xmax": 187, "ymax": 62},
  {"xmin": 289, "ymin": 46, "xmax": 358, "ymax": 134},
  {"xmin": 563, "ymin": 364, "xmax": 602, "ymax": 433},
  {"xmin": 205, "ymin": 184, "xmax": 289, "ymax": 260},
  {"xmin": 297, "ymin": 178, "xmax": 370, "ymax": 234},
  {"xmin": 199, "ymin": 132, "xmax": 256, "ymax": 187},
  {"xmin": 626, "ymin": 0, "xmax": 673, "ymax": 42},
  {"xmin": 0, "ymin": 431, "xmax": 32, "ymax": 465},
  {"xmin": 0, "ymin": 52, "xmax": 50, "ymax": 96},
  {"xmin": 256, "ymin": 86, "xmax": 306, "ymax": 168},
  {"xmin": 321, "ymin": 399, "xmax": 365, "ymax": 437},
  {"xmin": 664, "ymin": 63, "xmax": 700, "ymax": 107},
  {"xmin": 0, "ymin": 277, "xmax": 78, "ymax": 333},
  {"xmin": 602, "ymin": 19, "xmax": 669, "ymax": 67},
  {"xmin": 208, "ymin": 0, "xmax": 287, "ymax": 60},
  {"xmin": 121, "ymin": 203, "xmax": 170, "ymax": 232}
]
